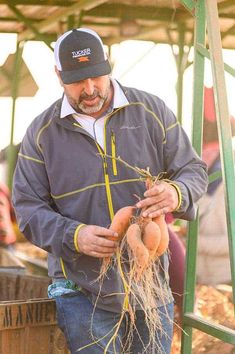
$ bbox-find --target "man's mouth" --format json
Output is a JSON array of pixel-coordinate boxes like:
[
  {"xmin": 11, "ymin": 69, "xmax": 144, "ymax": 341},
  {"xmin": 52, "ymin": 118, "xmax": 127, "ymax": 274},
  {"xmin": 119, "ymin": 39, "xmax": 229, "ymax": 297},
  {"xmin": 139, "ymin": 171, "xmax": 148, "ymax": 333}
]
[{"xmin": 82, "ymin": 96, "xmax": 100, "ymax": 106}]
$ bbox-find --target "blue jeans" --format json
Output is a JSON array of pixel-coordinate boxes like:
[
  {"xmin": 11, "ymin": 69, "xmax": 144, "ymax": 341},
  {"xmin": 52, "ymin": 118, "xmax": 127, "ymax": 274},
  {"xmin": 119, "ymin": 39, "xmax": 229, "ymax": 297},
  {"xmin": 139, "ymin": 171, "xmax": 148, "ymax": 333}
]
[{"xmin": 55, "ymin": 291, "xmax": 174, "ymax": 354}]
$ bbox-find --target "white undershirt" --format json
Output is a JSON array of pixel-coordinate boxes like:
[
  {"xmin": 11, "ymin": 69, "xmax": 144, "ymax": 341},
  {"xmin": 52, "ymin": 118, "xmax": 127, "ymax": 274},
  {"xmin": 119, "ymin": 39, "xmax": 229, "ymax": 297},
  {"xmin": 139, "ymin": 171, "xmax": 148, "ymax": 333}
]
[
  {"xmin": 74, "ymin": 115, "xmax": 106, "ymax": 149},
  {"xmin": 60, "ymin": 78, "xmax": 129, "ymax": 149}
]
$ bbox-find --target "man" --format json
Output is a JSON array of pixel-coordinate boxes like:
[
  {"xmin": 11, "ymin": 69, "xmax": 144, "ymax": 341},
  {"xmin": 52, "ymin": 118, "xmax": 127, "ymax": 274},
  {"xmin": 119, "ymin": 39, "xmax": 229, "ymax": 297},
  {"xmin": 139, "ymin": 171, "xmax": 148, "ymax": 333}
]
[
  {"xmin": 0, "ymin": 182, "xmax": 16, "ymax": 248},
  {"xmin": 13, "ymin": 28, "xmax": 208, "ymax": 354}
]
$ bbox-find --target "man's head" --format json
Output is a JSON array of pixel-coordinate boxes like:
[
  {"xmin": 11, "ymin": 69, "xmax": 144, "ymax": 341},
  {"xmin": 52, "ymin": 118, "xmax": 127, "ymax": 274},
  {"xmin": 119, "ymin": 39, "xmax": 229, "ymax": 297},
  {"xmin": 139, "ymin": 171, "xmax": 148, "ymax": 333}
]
[
  {"xmin": 54, "ymin": 28, "xmax": 111, "ymax": 84},
  {"xmin": 54, "ymin": 28, "xmax": 113, "ymax": 117}
]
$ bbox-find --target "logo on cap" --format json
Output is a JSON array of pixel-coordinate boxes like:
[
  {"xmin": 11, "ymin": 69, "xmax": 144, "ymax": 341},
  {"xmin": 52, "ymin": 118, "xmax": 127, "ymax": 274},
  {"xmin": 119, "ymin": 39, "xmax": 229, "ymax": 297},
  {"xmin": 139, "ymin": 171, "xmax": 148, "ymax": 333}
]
[
  {"xmin": 72, "ymin": 48, "xmax": 91, "ymax": 64},
  {"xmin": 77, "ymin": 56, "xmax": 89, "ymax": 62}
]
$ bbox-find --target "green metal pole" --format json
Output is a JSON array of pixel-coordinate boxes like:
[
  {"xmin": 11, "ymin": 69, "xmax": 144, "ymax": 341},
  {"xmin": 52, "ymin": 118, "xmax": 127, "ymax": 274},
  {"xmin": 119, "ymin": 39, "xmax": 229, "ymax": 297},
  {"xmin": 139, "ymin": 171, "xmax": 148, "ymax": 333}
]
[
  {"xmin": 67, "ymin": 15, "xmax": 75, "ymax": 30},
  {"xmin": 180, "ymin": 0, "xmax": 195, "ymax": 14},
  {"xmin": 176, "ymin": 26, "xmax": 185, "ymax": 124},
  {"xmin": 205, "ymin": 0, "xmax": 235, "ymax": 308},
  {"xmin": 181, "ymin": 0, "xmax": 206, "ymax": 353},
  {"xmin": 168, "ymin": 26, "xmax": 191, "ymax": 125},
  {"xmin": 7, "ymin": 41, "xmax": 23, "ymax": 191}
]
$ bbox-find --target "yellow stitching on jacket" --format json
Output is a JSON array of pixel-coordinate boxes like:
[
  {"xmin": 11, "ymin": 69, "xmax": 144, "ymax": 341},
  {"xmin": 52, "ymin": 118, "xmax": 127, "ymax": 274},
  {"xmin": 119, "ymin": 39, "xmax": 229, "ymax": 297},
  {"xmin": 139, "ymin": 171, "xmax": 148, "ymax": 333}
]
[
  {"xmin": 18, "ymin": 152, "xmax": 45, "ymax": 164},
  {"xmin": 51, "ymin": 182, "xmax": 106, "ymax": 199},
  {"xmin": 111, "ymin": 178, "xmax": 144, "ymax": 185},
  {"xmin": 166, "ymin": 121, "xmax": 179, "ymax": 131},
  {"xmin": 104, "ymin": 104, "xmax": 129, "ymax": 118},
  {"xmin": 74, "ymin": 224, "xmax": 86, "ymax": 253},
  {"xmin": 60, "ymin": 257, "xmax": 67, "ymax": 278},
  {"xmin": 50, "ymin": 178, "xmax": 144, "ymax": 200},
  {"xmin": 36, "ymin": 117, "xmax": 53, "ymax": 154}
]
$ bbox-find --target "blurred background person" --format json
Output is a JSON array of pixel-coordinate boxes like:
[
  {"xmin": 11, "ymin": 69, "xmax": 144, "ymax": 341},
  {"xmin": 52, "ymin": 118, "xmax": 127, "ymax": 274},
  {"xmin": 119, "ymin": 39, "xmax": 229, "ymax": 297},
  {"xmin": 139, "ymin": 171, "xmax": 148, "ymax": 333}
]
[
  {"xmin": 197, "ymin": 86, "xmax": 235, "ymax": 285},
  {"xmin": 0, "ymin": 182, "xmax": 16, "ymax": 249}
]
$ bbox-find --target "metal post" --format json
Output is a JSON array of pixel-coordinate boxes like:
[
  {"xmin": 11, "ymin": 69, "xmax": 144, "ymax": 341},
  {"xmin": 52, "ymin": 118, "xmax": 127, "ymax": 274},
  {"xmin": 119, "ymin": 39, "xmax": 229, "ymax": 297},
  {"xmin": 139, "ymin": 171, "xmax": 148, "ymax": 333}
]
[
  {"xmin": 205, "ymin": 0, "xmax": 235, "ymax": 307},
  {"xmin": 181, "ymin": 0, "xmax": 206, "ymax": 353},
  {"xmin": 7, "ymin": 41, "xmax": 24, "ymax": 191},
  {"xmin": 176, "ymin": 26, "xmax": 185, "ymax": 124}
]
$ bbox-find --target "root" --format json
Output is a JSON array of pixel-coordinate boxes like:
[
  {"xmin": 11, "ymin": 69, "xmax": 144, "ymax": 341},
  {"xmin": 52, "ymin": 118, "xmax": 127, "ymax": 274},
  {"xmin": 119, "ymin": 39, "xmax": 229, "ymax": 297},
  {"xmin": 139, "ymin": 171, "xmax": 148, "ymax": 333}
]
[
  {"xmin": 91, "ymin": 159, "xmax": 174, "ymax": 353},
  {"xmin": 92, "ymin": 218, "xmax": 172, "ymax": 353},
  {"xmin": 99, "ymin": 256, "xmax": 112, "ymax": 281},
  {"xmin": 86, "ymin": 237, "xmax": 173, "ymax": 354}
]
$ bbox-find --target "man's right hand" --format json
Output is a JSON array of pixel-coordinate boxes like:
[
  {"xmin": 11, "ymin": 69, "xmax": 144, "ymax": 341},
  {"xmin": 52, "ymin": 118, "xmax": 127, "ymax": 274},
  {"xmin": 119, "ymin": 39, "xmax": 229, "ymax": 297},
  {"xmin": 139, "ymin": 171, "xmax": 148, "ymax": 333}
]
[{"xmin": 77, "ymin": 225, "xmax": 119, "ymax": 258}]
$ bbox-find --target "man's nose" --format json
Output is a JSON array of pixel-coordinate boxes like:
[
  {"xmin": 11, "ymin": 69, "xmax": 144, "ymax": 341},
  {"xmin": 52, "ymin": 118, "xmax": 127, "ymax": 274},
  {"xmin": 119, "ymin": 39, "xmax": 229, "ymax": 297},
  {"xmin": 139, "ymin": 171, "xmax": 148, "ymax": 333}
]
[{"xmin": 83, "ymin": 78, "xmax": 95, "ymax": 96}]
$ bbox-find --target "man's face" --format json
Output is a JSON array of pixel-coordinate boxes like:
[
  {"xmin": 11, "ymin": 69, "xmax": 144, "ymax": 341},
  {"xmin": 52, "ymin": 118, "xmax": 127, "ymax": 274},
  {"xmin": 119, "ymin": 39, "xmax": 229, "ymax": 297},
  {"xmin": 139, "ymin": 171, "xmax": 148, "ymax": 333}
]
[{"xmin": 59, "ymin": 74, "xmax": 112, "ymax": 117}]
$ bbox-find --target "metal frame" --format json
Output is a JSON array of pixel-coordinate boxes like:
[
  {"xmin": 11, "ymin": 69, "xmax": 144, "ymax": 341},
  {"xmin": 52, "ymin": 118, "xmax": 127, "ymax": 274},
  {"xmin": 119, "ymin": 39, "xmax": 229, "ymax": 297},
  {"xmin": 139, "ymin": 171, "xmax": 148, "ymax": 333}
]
[
  {"xmin": 181, "ymin": 0, "xmax": 235, "ymax": 352},
  {"xmin": 6, "ymin": 41, "xmax": 23, "ymax": 191}
]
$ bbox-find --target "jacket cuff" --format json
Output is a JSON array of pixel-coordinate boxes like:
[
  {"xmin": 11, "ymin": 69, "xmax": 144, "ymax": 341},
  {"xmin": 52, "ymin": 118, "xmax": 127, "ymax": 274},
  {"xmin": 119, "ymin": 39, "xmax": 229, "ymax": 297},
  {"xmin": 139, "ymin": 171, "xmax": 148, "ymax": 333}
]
[
  {"xmin": 167, "ymin": 181, "xmax": 182, "ymax": 211},
  {"xmin": 73, "ymin": 224, "xmax": 86, "ymax": 253},
  {"xmin": 170, "ymin": 180, "xmax": 197, "ymax": 220}
]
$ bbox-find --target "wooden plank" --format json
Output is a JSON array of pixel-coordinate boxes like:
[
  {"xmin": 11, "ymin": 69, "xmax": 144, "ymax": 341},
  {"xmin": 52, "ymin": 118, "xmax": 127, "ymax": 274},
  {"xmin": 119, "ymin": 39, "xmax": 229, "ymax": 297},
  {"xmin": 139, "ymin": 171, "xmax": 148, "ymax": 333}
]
[
  {"xmin": 0, "ymin": 328, "xmax": 25, "ymax": 354},
  {"xmin": 0, "ymin": 299, "xmax": 57, "ymax": 330},
  {"xmin": 0, "ymin": 299, "xmax": 69, "ymax": 353},
  {"xmin": 0, "ymin": 272, "xmax": 51, "ymax": 301},
  {"xmin": 0, "ymin": 249, "xmax": 25, "ymax": 270}
]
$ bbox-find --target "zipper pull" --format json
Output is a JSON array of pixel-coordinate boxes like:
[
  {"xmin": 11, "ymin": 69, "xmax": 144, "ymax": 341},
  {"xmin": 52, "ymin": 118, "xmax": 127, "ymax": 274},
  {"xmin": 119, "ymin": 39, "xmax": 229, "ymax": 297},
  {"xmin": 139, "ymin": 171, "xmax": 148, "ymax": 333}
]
[{"xmin": 111, "ymin": 130, "xmax": 117, "ymax": 176}]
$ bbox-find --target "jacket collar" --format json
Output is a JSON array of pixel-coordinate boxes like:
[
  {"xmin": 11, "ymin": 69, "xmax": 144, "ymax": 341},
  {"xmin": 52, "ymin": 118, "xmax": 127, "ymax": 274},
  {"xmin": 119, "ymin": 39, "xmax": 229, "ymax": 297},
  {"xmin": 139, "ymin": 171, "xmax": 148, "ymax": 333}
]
[{"xmin": 60, "ymin": 78, "xmax": 129, "ymax": 119}]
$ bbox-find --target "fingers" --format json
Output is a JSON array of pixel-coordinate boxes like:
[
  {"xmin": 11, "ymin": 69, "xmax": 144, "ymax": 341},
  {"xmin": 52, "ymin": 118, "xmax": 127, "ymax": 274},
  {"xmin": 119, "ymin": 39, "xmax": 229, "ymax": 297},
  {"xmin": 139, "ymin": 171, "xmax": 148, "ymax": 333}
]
[
  {"xmin": 144, "ymin": 182, "xmax": 165, "ymax": 197},
  {"xmin": 93, "ymin": 234, "xmax": 118, "ymax": 250},
  {"xmin": 87, "ymin": 245, "xmax": 117, "ymax": 258},
  {"xmin": 136, "ymin": 181, "xmax": 179, "ymax": 217},
  {"xmin": 143, "ymin": 203, "xmax": 170, "ymax": 218},
  {"xmin": 94, "ymin": 225, "xmax": 118, "ymax": 239},
  {"xmin": 77, "ymin": 225, "xmax": 119, "ymax": 258}
]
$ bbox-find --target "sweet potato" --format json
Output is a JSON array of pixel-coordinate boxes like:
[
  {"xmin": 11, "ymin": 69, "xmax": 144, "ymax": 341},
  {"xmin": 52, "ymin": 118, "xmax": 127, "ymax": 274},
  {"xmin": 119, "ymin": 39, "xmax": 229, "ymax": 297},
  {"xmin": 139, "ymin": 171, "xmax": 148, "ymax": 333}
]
[
  {"xmin": 126, "ymin": 223, "xmax": 149, "ymax": 280},
  {"xmin": 153, "ymin": 215, "xmax": 169, "ymax": 256},
  {"xmin": 142, "ymin": 221, "xmax": 161, "ymax": 260},
  {"xmin": 108, "ymin": 206, "xmax": 135, "ymax": 241}
]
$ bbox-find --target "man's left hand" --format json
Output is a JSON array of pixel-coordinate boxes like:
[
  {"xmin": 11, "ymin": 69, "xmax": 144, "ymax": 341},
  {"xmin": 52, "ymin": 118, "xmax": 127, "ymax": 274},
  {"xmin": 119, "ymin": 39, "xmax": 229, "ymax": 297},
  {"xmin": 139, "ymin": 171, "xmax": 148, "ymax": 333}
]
[{"xmin": 136, "ymin": 181, "xmax": 179, "ymax": 218}]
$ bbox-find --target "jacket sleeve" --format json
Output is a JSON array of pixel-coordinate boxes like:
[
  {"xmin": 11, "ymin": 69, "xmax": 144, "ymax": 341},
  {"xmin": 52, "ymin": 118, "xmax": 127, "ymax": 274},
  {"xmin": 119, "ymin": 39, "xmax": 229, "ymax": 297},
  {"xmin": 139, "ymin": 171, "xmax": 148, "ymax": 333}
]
[
  {"xmin": 161, "ymin": 103, "xmax": 208, "ymax": 220},
  {"xmin": 12, "ymin": 125, "xmax": 83, "ymax": 262}
]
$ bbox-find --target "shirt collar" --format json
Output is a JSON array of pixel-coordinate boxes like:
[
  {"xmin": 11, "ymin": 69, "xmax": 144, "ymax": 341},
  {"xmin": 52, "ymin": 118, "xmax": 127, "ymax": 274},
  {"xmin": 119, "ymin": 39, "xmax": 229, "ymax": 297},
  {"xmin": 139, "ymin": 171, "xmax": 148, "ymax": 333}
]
[{"xmin": 60, "ymin": 78, "xmax": 129, "ymax": 119}]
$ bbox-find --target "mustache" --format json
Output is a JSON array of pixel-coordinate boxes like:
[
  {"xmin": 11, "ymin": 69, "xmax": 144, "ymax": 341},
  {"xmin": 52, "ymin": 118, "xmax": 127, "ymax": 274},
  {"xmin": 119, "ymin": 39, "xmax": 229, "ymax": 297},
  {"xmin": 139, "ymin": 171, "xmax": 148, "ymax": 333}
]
[{"xmin": 80, "ymin": 90, "xmax": 101, "ymax": 101}]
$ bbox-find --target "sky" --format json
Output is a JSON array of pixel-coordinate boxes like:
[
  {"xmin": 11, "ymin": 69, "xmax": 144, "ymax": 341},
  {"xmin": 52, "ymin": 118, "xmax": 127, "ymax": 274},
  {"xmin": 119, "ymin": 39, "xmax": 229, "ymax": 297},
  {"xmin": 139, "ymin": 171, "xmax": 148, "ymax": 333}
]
[{"xmin": 0, "ymin": 33, "xmax": 235, "ymax": 153}]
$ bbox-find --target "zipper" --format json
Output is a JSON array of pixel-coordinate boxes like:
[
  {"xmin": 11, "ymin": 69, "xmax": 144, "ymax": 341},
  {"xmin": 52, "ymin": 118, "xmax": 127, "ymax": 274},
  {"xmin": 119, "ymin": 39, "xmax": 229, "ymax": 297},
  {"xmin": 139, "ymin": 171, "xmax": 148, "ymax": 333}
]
[
  {"xmin": 111, "ymin": 130, "xmax": 118, "ymax": 176},
  {"xmin": 73, "ymin": 122, "xmax": 82, "ymax": 128},
  {"xmin": 73, "ymin": 111, "xmax": 123, "ymax": 221},
  {"xmin": 95, "ymin": 142, "xmax": 114, "ymax": 221}
]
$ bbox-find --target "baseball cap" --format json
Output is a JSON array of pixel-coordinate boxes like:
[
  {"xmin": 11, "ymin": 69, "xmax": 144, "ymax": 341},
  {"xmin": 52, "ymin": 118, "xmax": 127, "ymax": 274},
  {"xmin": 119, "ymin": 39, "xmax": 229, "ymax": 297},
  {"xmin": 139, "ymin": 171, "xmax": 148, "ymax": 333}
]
[{"xmin": 54, "ymin": 28, "xmax": 111, "ymax": 84}]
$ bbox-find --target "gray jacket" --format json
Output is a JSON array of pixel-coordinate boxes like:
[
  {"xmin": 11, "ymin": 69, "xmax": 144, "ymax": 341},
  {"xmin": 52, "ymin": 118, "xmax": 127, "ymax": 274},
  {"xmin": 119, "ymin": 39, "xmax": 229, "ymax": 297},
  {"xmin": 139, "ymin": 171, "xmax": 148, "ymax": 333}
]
[{"xmin": 12, "ymin": 83, "xmax": 208, "ymax": 312}]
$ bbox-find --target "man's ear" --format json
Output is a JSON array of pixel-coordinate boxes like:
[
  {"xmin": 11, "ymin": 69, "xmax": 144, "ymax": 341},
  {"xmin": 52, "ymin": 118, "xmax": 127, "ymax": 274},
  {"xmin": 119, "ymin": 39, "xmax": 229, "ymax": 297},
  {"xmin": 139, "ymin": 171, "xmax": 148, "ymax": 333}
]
[{"xmin": 54, "ymin": 66, "xmax": 63, "ymax": 86}]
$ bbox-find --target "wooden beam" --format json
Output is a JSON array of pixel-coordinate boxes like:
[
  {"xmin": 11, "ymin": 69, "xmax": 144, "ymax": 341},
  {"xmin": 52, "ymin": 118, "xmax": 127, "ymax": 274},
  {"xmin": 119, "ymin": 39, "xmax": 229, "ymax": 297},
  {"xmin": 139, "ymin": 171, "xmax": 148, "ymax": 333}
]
[
  {"xmin": 222, "ymin": 23, "xmax": 235, "ymax": 40},
  {"xmin": 7, "ymin": 4, "xmax": 44, "ymax": 36},
  {"xmin": 0, "ymin": 0, "xmax": 73, "ymax": 5},
  {"xmin": 17, "ymin": 0, "xmax": 109, "ymax": 42},
  {"xmin": 104, "ymin": 25, "xmax": 193, "ymax": 46},
  {"xmin": 85, "ymin": 4, "xmax": 189, "ymax": 22},
  {"xmin": 218, "ymin": 0, "xmax": 235, "ymax": 11}
]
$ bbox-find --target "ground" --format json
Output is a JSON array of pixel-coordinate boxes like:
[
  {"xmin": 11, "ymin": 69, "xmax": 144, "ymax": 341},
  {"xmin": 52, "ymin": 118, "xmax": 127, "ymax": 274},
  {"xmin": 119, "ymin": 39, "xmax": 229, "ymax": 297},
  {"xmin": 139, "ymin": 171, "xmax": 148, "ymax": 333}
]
[{"xmin": 171, "ymin": 284, "xmax": 235, "ymax": 353}]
